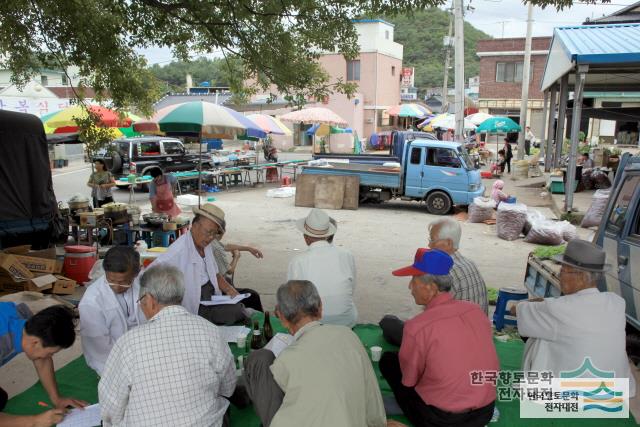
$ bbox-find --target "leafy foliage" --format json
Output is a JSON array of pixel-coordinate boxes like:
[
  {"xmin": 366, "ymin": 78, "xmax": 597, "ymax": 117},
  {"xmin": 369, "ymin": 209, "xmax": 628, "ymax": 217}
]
[
  {"xmin": 386, "ymin": 8, "xmax": 490, "ymax": 96},
  {"xmin": 149, "ymin": 57, "xmax": 235, "ymax": 91},
  {"xmin": 0, "ymin": 0, "xmax": 602, "ymax": 113},
  {"xmin": 74, "ymin": 111, "xmax": 118, "ymax": 167}
]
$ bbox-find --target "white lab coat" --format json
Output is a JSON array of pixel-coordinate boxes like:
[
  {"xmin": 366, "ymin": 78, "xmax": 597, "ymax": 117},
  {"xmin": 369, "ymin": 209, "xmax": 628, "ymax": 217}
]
[
  {"xmin": 79, "ymin": 276, "xmax": 146, "ymax": 375},
  {"xmin": 518, "ymin": 288, "xmax": 636, "ymax": 397},
  {"xmin": 152, "ymin": 231, "xmax": 220, "ymax": 314}
]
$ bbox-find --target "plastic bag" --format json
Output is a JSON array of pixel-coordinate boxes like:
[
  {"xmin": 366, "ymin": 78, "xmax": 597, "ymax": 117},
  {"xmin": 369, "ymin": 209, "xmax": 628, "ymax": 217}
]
[
  {"xmin": 581, "ymin": 189, "xmax": 611, "ymax": 228},
  {"xmin": 523, "ymin": 209, "xmax": 547, "ymax": 236},
  {"xmin": 497, "ymin": 203, "xmax": 528, "ymax": 241},
  {"xmin": 468, "ymin": 197, "xmax": 495, "ymax": 223},
  {"xmin": 559, "ymin": 220, "xmax": 578, "ymax": 242},
  {"xmin": 590, "ymin": 169, "xmax": 611, "ymax": 190},
  {"xmin": 266, "ymin": 187, "xmax": 296, "ymax": 198},
  {"xmin": 524, "ymin": 220, "xmax": 565, "ymax": 245}
]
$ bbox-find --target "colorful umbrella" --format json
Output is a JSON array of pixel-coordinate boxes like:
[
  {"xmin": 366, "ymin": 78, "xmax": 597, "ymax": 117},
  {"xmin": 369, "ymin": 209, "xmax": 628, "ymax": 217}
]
[
  {"xmin": 43, "ymin": 105, "xmax": 132, "ymax": 129},
  {"xmin": 476, "ymin": 117, "xmax": 521, "ymax": 134},
  {"xmin": 306, "ymin": 124, "xmax": 352, "ymax": 137},
  {"xmin": 279, "ymin": 107, "xmax": 348, "ymax": 126},
  {"xmin": 466, "ymin": 112, "xmax": 494, "ymax": 126},
  {"xmin": 247, "ymin": 114, "xmax": 292, "ymax": 136},
  {"xmin": 386, "ymin": 103, "xmax": 432, "ymax": 118},
  {"xmin": 42, "ymin": 110, "xmax": 140, "ymax": 136},
  {"xmin": 427, "ymin": 113, "xmax": 476, "ymax": 131},
  {"xmin": 133, "ymin": 101, "xmax": 266, "ymax": 138}
]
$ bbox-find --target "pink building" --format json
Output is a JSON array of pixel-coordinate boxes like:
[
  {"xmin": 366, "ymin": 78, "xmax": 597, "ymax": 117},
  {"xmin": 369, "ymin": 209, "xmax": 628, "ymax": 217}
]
[{"xmin": 247, "ymin": 19, "xmax": 403, "ymax": 145}]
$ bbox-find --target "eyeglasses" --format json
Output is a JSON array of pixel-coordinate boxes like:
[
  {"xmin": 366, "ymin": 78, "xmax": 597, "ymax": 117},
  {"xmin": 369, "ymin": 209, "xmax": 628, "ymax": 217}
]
[
  {"xmin": 107, "ymin": 281, "xmax": 132, "ymax": 289},
  {"xmin": 137, "ymin": 293, "xmax": 147, "ymax": 304},
  {"xmin": 197, "ymin": 224, "xmax": 219, "ymax": 238}
]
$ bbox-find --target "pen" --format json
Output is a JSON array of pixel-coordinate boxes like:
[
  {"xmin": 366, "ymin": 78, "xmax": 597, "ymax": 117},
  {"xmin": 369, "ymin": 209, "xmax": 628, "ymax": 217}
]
[{"xmin": 37, "ymin": 401, "xmax": 50, "ymax": 408}]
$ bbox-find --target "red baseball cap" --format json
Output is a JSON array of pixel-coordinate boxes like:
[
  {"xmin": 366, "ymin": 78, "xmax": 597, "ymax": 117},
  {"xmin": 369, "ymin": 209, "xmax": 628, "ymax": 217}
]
[{"xmin": 392, "ymin": 248, "xmax": 454, "ymax": 276}]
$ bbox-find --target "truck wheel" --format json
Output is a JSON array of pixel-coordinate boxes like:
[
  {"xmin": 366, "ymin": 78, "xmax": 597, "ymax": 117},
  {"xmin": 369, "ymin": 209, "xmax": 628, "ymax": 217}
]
[
  {"xmin": 426, "ymin": 191, "xmax": 452, "ymax": 215},
  {"xmin": 110, "ymin": 153, "xmax": 122, "ymax": 174}
]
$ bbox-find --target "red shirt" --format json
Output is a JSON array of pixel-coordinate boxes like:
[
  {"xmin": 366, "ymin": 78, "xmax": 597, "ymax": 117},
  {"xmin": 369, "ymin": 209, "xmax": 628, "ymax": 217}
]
[{"xmin": 399, "ymin": 292, "xmax": 498, "ymax": 412}]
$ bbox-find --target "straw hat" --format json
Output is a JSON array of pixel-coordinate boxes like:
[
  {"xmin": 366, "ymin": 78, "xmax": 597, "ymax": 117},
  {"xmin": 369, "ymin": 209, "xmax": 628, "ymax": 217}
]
[
  {"xmin": 296, "ymin": 208, "xmax": 336, "ymax": 238},
  {"xmin": 192, "ymin": 203, "xmax": 226, "ymax": 231}
]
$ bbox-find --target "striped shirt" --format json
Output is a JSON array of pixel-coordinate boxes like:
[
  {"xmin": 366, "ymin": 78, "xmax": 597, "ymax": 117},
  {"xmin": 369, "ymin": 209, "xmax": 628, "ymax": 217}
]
[
  {"xmin": 99, "ymin": 305, "xmax": 236, "ymax": 427},
  {"xmin": 450, "ymin": 252, "xmax": 488, "ymax": 314}
]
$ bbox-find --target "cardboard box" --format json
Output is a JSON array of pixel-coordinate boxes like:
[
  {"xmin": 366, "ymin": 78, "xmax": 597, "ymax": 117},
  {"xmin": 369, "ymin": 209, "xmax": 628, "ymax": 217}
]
[
  {"xmin": 50, "ymin": 275, "xmax": 76, "ymax": 295},
  {"xmin": 0, "ymin": 253, "xmax": 34, "ymax": 281},
  {"xmin": 14, "ymin": 255, "xmax": 57, "ymax": 274},
  {"xmin": 3, "ymin": 245, "xmax": 31, "ymax": 255},
  {"xmin": 0, "ymin": 273, "xmax": 53, "ymax": 293}
]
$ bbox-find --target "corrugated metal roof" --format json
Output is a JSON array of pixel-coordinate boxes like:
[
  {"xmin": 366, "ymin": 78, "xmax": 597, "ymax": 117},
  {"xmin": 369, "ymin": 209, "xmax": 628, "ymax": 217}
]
[{"xmin": 554, "ymin": 24, "xmax": 640, "ymax": 64}]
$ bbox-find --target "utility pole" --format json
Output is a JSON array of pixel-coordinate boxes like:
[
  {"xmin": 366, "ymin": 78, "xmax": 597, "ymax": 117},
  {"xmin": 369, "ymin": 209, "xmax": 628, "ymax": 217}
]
[
  {"xmin": 517, "ymin": 1, "xmax": 534, "ymax": 160},
  {"xmin": 442, "ymin": 8, "xmax": 454, "ymax": 113},
  {"xmin": 454, "ymin": 0, "xmax": 465, "ymax": 141}
]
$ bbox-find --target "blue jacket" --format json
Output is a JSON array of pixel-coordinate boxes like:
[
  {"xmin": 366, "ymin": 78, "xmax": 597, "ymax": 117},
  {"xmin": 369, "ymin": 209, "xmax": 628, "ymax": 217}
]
[{"xmin": 0, "ymin": 302, "xmax": 32, "ymax": 367}]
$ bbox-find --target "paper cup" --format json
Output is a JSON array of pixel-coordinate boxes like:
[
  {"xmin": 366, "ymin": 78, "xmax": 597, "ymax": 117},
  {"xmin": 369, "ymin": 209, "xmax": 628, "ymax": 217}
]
[
  {"xmin": 237, "ymin": 334, "xmax": 247, "ymax": 348},
  {"xmin": 370, "ymin": 346, "xmax": 382, "ymax": 362}
]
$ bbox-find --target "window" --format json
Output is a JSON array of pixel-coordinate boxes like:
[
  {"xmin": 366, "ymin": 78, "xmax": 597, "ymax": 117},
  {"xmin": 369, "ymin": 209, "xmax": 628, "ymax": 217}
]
[
  {"xmin": 61, "ymin": 75, "xmax": 68, "ymax": 85},
  {"xmin": 392, "ymin": 66, "xmax": 396, "ymax": 77},
  {"xmin": 118, "ymin": 142, "xmax": 130, "ymax": 157},
  {"xmin": 410, "ymin": 147, "xmax": 421, "ymax": 164},
  {"xmin": 385, "ymin": 30, "xmax": 390, "ymax": 40},
  {"xmin": 162, "ymin": 140, "xmax": 184, "ymax": 155},
  {"xmin": 347, "ymin": 60, "xmax": 360, "ymax": 81},
  {"xmin": 495, "ymin": 62, "xmax": 533, "ymax": 83},
  {"xmin": 426, "ymin": 148, "xmax": 461, "ymax": 168},
  {"xmin": 607, "ymin": 175, "xmax": 640, "ymax": 233},
  {"xmin": 40, "ymin": 75, "xmax": 48, "ymax": 86},
  {"xmin": 139, "ymin": 141, "xmax": 161, "ymax": 156}
]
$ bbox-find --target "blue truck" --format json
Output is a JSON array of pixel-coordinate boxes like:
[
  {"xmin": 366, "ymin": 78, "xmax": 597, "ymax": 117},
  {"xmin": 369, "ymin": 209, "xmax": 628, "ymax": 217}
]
[{"xmin": 302, "ymin": 133, "xmax": 484, "ymax": 215}]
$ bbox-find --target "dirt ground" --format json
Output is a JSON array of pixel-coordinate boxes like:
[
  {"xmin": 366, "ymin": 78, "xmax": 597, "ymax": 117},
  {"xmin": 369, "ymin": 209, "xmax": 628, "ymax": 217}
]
[{"xmin": 1, "ymin": 161, "xmax": 592, "ymax": 398}]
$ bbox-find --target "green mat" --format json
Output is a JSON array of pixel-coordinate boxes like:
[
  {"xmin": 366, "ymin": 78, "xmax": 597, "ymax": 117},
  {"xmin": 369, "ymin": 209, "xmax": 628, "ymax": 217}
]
[{"xmin": 5, "ymin": 315, "xmax": 637, "ymax": 426}]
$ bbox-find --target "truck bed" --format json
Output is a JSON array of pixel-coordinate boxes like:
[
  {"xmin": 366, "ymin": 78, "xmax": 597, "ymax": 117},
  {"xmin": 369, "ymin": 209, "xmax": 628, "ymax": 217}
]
[
  {"xmin": 524, "ymin": 254, "xmax": 561, "ymax": 297},
  {"xmin": 301, "ymin": 163, "xmax": 402, "ymax": 189},
  {"xmin": 312, "ymin": 153, "xmax": 400, "ymax": 165}
]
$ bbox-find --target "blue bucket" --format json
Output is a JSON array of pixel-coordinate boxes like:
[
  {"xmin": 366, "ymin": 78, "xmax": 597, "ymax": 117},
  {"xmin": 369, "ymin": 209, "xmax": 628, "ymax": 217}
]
[{"xmin": 505, "ymin": 196, "xmax": 517, "ymax": 204}]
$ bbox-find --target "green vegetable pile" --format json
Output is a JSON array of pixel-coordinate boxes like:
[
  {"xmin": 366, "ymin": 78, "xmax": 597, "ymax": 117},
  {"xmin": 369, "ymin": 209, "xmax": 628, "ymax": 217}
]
[
  {"xmin": 487, "ymin": 287, "xmax": 499, "ymax": 306},
  {"xmin": 533, "ymin": 245, "xmax": 566, "ymax": 260}
]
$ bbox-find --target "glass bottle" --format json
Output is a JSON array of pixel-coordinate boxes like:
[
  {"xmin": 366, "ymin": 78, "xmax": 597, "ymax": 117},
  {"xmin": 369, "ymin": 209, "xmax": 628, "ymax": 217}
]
[
  {"xmin": 250, "ymin": 320, "xmax": 263, "ymax": 350},
  {"xmin": 263, "ymin": 311, "xmax": 274, "ymax": 342}
]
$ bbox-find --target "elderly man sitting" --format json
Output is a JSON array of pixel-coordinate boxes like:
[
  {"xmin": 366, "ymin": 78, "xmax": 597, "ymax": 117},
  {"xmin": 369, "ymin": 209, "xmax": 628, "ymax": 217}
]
[
  {"xmin": 243, "ymin": 280, "xmax": 386, "ymax": 427},
  {"xmin": 99, "ymin": 265, "xmax": 236, "ymax": 427},
  {"xmin": 514, "ymin": 239, "xmax": 636, "ymax": 396},
  {"xmin": 380, "ymin": 218, "xmax": 489, "ymax": 346},
  {"xmin": 79, "ymin": 246, "xmax": 146, "ymax": 375},
  {"xmin": 380, "ymin": 249, "xmax": 498, "ymax": 427},
  {"xmin": 287, "ymin": 209, "xmax": 357, "ymax": 327},
  {"xmin": 154, "ymin": 203, "xmax": 262, "ymax": 325}
]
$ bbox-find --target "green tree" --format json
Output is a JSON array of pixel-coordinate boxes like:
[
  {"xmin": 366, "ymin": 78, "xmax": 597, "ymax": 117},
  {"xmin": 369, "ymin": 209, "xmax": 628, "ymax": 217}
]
[{"xmin": 0, "ymin": 0, "xmax": 601, "ymax": 113}]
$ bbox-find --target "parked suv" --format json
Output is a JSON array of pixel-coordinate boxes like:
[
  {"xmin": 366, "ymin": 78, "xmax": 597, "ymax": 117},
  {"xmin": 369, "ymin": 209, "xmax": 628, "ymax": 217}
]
[{"xmin": 95, "ymin": 137, "xmax": 212, "ymax": 188}]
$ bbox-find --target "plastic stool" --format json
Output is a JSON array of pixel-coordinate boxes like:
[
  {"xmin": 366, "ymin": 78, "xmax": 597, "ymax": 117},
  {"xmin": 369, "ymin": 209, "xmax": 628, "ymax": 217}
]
[
  {"xmin": 493, "ymin": 287, "xmax": 529, "ymax": 331},
  {"xmin": 152, "ymin": 231, "xmax": 177, "ymax": 248}
]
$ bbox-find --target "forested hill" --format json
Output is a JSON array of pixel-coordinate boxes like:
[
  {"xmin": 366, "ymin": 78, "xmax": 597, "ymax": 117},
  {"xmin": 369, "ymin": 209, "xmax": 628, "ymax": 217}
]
[{"xmin": 386, "ymin": 8, "xmax": 491, "ymax": 94}]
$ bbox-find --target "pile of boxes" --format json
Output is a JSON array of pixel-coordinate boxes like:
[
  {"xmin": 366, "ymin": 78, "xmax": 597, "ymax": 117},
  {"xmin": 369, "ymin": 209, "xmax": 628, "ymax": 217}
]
[{"xmin": 0, "ymin": 246, "xmax": 76, "ymax": 295}]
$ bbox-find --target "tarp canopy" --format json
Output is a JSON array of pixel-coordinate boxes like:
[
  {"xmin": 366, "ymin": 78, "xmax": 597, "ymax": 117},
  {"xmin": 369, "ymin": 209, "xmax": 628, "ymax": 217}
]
[{"xmin": 0, "ymin": 110, "xmax": 57, "ymax": 230}]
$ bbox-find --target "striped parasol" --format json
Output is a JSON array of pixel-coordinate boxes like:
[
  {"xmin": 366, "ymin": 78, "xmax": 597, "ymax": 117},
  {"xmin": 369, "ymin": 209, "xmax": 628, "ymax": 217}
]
[
  {"xmin": 386, "ymin": 103, "xmax": 431, "ymax": 118},
  {"xmin": 247, "ymin": 114, "xmax": 292, "ymax": 135},
  {"xmin": 43, "ymin": 105, "xmax": 132, "ymax": 129},
  {"xmin": 133, "ymin": 101, "xmax": 266, "ymax": 138},
  {"xmin": 279, "ymin": 107, "xmax": 348, "ymax": 126}
]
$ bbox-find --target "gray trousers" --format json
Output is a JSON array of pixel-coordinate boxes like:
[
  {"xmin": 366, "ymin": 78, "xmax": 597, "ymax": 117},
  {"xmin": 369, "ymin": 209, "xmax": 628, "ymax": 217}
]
[
  {"xmin": 198, "ymin": 281, "xmax": 248, "ymax": 326},
  {"xmin": 243, "ymin": 349, "xmax": 284, "ymax": 427},
  {"xmin": 379, "ymin": 314, "xmax": 404, "ymax": 347}
]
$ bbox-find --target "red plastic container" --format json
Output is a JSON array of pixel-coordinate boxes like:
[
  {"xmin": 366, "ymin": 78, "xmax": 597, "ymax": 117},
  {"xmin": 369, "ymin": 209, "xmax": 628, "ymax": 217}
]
[
  {"xmin": 282, "ymin": 176, "xmax": 292, "ymax": 186},
  {"xmin": 481, "ymin": 171, "xmax": 493, "ymax": 179},
  {"xmin": 63, "ymin": 245, "xmax": 97, "ymax": 284}
]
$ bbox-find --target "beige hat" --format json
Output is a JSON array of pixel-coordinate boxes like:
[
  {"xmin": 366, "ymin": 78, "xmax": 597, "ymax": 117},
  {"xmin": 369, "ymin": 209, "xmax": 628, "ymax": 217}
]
[
  {"xmin": 296, "ymin": 208, "xmax": 337, "ymax": 238},
  {"xmin": 192, "ymin": 203, "xmax": 226, "ymax": 231}
]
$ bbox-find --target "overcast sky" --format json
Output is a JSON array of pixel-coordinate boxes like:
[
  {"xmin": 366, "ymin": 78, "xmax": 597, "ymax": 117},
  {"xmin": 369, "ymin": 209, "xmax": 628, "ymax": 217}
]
[
  {"xmin": 463, "ymin": 0, "xmax": 637, "ymax": 38},
  {"xmin": 139, "ymin": 0, "xmax": 638, "ymax": 65}
]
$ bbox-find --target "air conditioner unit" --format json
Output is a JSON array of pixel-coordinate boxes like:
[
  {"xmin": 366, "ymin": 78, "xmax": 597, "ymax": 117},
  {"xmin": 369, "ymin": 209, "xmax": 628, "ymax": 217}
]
[{"xmin": 366, "ymin": 118, "xmax": 374, "ymax": 124}]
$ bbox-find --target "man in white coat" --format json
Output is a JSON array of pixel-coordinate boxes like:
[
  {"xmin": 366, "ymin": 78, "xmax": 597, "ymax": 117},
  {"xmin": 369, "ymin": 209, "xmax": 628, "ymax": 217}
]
[
  {"xmin": 287, "ymin": 209, "xmax": 357, "ymax": 327},
  {"xmin": 153, "ymin": 203, "xmax": 262, "ymax": 325},
  {"xmin": 514, "ymin": 239, "xmax": 636, "ymax": 397},
  {"xmin": 79, "ymin": 246, "xmax": 146, "ymax": 375}
]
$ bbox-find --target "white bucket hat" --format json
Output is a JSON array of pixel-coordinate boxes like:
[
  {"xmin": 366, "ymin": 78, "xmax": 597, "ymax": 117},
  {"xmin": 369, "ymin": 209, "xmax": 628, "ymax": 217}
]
[{"xmin": 296, "ymin": 208, "xmax": 337, "ymax": 238}]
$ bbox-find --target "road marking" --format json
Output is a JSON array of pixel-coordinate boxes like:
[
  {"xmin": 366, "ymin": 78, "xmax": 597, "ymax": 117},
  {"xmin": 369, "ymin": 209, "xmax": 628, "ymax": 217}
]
[{"xmin": 52, "ymin": 167, "xmax": 90, "ymax": 178}]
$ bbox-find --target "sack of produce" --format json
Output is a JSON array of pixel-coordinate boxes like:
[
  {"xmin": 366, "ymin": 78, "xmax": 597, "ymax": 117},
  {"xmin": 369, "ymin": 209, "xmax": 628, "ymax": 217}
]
[
  {"xmin": 590, "ymin": 169, "xmax": 612, "ymax": 190},
  {"xmin": 468, "ymin": 197, "xmax": 495, "ymax": 223},
  {"xmin": 497, "ymin": 203, "xmax": 527, "ymax": 241},
  {"xmin": 581, "ymin": 189, "xmax": 611, "ymax": 228},
  {"xmin": 523, "ymin": 209, "xmax": 547, "ymax": 236},
  {"xmin": 524, "ymin": 220, "xmax": 565, "ymax": 246},
  {"xmin": 559, "ymin": 220, "xmax": 578, "ymax": 242}
]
